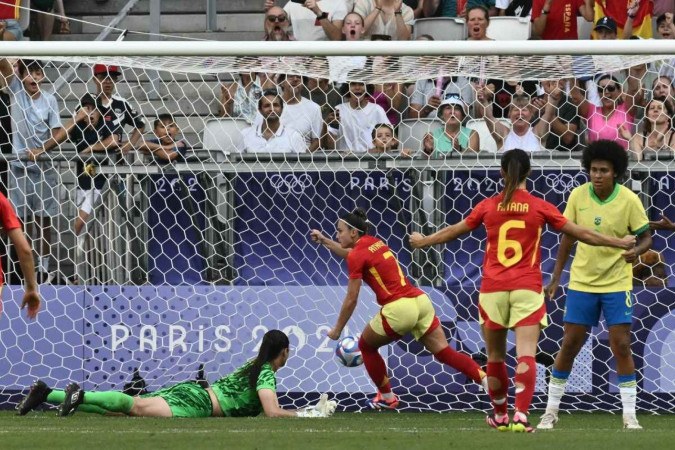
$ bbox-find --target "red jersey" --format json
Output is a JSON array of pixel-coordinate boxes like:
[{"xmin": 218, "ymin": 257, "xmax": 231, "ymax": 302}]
[
  {"xmin": 531, "ymin": 0, "xmax": 584, "ymax": 40},
  {"xmin": 0, "ymin": 1, "xmax": 20, "ymax": 20},
  {"xmin": 0, "ymin": 192, "xmax": 21, "ymax": 285},
  {"xmin": 346, "ymin": 235, "xmax": 424, "ymax": 306},
  {"xmin": 464, "ymin": 189, "xmax": 568, "ymax": 294}
]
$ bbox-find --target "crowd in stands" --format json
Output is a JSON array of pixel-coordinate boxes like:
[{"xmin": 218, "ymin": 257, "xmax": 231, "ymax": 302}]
[{"xmin": 210, "ymin": 1, "xmax": 675, "ymax": 158}]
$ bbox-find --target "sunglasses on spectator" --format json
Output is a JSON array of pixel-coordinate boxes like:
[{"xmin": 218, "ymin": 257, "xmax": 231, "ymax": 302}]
[
  {"xmin": 95, "ymin": 74, "xmax": 119, "ymax": 81},
  {"xmin": 598, "ymin": 84, "xmax": 617, "ymax": 93},
  {"xmin": 267, "ymin": 15, "xmax": 288, "ymax": 23}
]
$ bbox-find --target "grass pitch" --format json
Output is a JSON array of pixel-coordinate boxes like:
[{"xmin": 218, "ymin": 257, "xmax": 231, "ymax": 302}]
[{"xmin": 1, "ymin": 411, "xmax": 672, "ymax": 450}]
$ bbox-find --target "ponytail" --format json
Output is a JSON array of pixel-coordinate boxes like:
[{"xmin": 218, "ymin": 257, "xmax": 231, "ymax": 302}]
[
  {"xmin": 500, "ymin": 149, "xmax": 530, "ymax": 209},
  {"xmin": 340, "ymin": 207, "xmax": 371, "ymax": 236},
  {"xmin": 242, "ymin": 329, "xmax": 289, "ymax": 390}
]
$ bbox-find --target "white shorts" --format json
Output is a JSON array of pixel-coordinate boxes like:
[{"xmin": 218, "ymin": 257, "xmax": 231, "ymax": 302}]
[{"xmin": 76, "ymin": 188, "xmax": 103, "ymax": 215}]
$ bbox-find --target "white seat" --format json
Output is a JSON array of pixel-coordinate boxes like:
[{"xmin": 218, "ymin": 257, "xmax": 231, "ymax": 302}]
[
  {"xmin": 397, "ymin": 118, "xmax": 443, "ymax": 152},
  {"xmin": 577, "ymin": 16, "xmax": 593, "ymax": 40},
  {"xmin": 202, "ymin": 118, "xmax": 248, "ymax": 156},
  {"xmin": 486, "ymin": 16, "xmax": 531, "ymax": 40},
  {"xmin": 413, "ymin": 18, "xmax": 466, "ymax": 41},
  {"xmin": 466, "ymin": 118, "xmax": 511, "ymax": 153}
]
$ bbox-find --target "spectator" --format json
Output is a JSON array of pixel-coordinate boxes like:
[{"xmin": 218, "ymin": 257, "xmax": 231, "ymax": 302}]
[
  {"xmin": 72, "ymin": 65, "xmax": 145, "ymax": 239},
  {"xmin": 627, "ymin": 97, "xmax": 674, "ymax": 160},
  {"xmin": 541, "ymin": 79, "xmax": 582, "ymax": 152},
  {"xmin": 265, "ymin": 0, "xmax": 349, "ymax": 41},
  {"xmin": 326, "ymin": 82, "xmax": 390, "ymax": 152},
  {"xmin": 531, "ymin": 0, "xmax": 594, "ymax": 40},
  {"xmin": 0, "ymin": 58, "xmax": 62, "ymax": 284},
  {"xmin": 594, "ymin": 16, "xmax": 618, "ymax": 40},
  {"xmin": 466, "ymin": 5, "xmax": 493, "ymax": 40},
  {"xmin": 342, "ymin": 11, "xmax": 366, "ymax": 40},
  {"xmin": 497, "ymin": 0, "xmax": 532, "ymax": 17},
  {"xmin": 368, "ymin": 123, "xmax": 412, "ymax": 155},
  {"xmin": 651, "ymin": 75, "xmax": 674, "ymax": 110},
  {"xmin": 485, "ymin": 78, "xmax": 539, "ymax": 118},
  {"xmin": 354, "ymin": 0, "xmax": 414, "ymax": 40},
  {"xmin": 655, "ymin": 12, "xmax": 675, "ymax": 39},
  {"xmin": 218, "ymin": 73, "xmax": 275, "ymax": 124},
  {"xmin": 476, "ymin": 90, "xmax": 555, "ymax": 152},
  {"xmin": 408, "ymin": 55, "xmax": 475, "ymax": 121},
  {"xmin": 403, "ymin": 0, "xmax": 426, "ymax": 18},
  {"xmin": 0, "ymin": 0, "xmax": 22, "ymax": 41},
  {"xmin": 277, "ymin": 73, "xmax": 323, "ymax": 151},
  {"xmin": 424, "ymin": 0, "xmax": 497, "ymax": 18},
  {"xmin": 326, "ymin": 12, "xmax": 368, "ymax": 81},
  {"xmin": 371, "ymin": 82, "xmax": 406, "ymax": 126},
  {"xmin": 424, "ymin": 94, "xmax": 479, "ymax": 155},
  {"xmin": 304, "ymin": 76, "xmax": 343, "ymax": 118},
  {"xmin": 241, "ymin": 90, "xmax": 308, "ymax": 153},
  {"xmin": 570, "ymin": 71, "xmax": 642, "ymax": 150},
  {"xmin": 138, "ymin": 114, "xmax": 189, "ymax": 164},
  {"xmin": 263, "ymin": 6, "xmax": 294, "ymax": 41},
  {"xmin": 36, "ymin": 0, "xmax": 70, "ymax": 41}
]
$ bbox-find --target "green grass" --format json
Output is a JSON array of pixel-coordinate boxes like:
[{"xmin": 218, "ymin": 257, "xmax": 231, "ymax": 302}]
[{"xmin": 1, "ymin": 411, "xmax": 672, "ymax": 450}]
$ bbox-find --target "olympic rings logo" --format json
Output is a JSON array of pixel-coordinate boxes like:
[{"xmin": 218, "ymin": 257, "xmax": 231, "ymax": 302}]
[
  {"xmin": 268, "ymin": 174, "xmax": 313, "ymax": 195},
  {"xmin": 544, "ymin": 173, "xmax": 587, "ymax": 194}
]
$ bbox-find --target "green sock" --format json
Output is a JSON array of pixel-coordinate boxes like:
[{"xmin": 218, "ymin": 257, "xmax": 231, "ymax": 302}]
[
  {"xmin": 83, "ymin": 391, "xmax": 134, "ymax": 414},
  {"xmin": 45, "ymin": 390, "xmax": 112, "ymax": 415},
  {"xmin": 47, "ymin": 391, "xmax": 65, "ymax": 403}
]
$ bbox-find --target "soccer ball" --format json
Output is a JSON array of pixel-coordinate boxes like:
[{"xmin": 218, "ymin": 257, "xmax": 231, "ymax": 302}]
[{"xmin": 335, "ymin": 336, "xmax": 363, "ymax": 367}]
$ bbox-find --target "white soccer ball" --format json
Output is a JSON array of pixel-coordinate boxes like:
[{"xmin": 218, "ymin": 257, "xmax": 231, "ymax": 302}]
[{"xmin": 335, "ymin": 336, "xmax": 363, "ymax": 367}]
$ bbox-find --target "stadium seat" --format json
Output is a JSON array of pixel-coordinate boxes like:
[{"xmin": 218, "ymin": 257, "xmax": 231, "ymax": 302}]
[
  {"xmin": 465, "ymin": 118, "xmax": 511, "ymax": 153},
  {"xmin": 397, "ymin": 118, "xmax": 443, "ymax": 151},
  {"xmin": 486, "ymin": 17, "xmax": 531, "ymax": 41},
  {"xmin": 413, "ymin": 18, "xmax": 466, "ymax": 41},
  {"xmin": 577, "ymin": 16, "xmax": 593, "ymax": 40},
  {"xmin": 202, "ymin": 118, "xmax": 247, "ymax": 156}
]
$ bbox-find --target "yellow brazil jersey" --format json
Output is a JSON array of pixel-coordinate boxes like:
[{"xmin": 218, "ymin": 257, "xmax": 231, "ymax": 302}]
[{"xmin": 564, "ymin": 182, "xmax": 649, "ymax": 293}]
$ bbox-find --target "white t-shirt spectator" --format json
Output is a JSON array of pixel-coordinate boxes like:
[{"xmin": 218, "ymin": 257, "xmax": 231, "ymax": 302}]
[
  {"xmin": 281, "ymin": 97, "xmax": 323, "ymax": 146},
  {"xmin": 9, "ymin": 77, "xmax": 62, "ymax": 165},
  {"xmin": 284, "ymin": 0, "xmax": 351, "ymax": 41},
  {"xmin": 241, "ymin": 123, "xmax": 308, "ymax": 153},
  {"xmin": 354, "ymin": 0, "xmax": 414, "ymax": 40},
  {"xmin": 333, "ymin": 101, "xmax": 390, "ymax": 152}
]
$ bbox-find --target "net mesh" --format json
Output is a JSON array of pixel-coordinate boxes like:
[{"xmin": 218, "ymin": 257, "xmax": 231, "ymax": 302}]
[{"xmin": 0, "ymin": 53, "xmax": 673, "ymax": 413}]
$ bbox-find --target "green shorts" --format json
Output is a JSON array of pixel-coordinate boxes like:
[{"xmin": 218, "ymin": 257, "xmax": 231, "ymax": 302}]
[{"xmin": 140, "ymin": 382, "xmax": 213, "ymax": 418}]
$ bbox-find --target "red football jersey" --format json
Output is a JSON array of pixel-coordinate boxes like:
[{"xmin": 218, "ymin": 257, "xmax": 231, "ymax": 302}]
[
  {"xmin": 531, "ymin": 0, "xmax": 584, "ymax": 40},
  {"xmin": 346, "ymin": 235, "xmax": 424, "ymax": 306},
  {"xmin": 464, "ymin": 189, "xmax": 568, "ymax": 293},
  {"xmin": 0, "ymin": 192, "xmax": 21, "ymax": 285}
]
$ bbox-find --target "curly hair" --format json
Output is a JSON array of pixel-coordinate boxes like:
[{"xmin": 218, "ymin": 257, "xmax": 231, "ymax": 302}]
[{"xmin": 581, "ymin": 140, "xmax": 628, "ymax": 180}]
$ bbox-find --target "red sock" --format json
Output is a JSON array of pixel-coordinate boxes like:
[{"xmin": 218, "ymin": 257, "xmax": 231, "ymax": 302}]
[
  {"xmin": 358, "ymin": 336, "xmax": 391, "ymax": 393},
  {"xmin": 514, "ymin": 356, "xmax": 536, "ymax": 414},
  {"xmin": 487, "ymin": 361, "xmax": 508, "ymax": 415},
  {"xmin": 433, "ymin": 347, "xmax": 482, "ymax": 384}
]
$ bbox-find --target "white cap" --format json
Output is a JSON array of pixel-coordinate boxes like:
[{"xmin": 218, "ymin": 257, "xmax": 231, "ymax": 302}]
[{"xmin": 439, "ymin": 93, "xmax": 468, "ymax": 117}]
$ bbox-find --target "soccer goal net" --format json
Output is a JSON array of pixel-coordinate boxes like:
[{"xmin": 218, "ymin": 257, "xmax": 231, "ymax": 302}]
[{"xmin": 0, "ymin": 40, "xmax": 673, "ymax": 413}]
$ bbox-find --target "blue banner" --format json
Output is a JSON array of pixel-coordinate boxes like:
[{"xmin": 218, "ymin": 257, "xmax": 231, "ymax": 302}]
[
  {"xmin": 146, "ymin": 174, "xmax": 207, "ymax": 284},
  {"xmin": 233, "ymin": 171, "xmax": 413, "ymax": 285},
  {"xmin": 0, "ymin": 285, "xmax": 672, "ymax": 411}
]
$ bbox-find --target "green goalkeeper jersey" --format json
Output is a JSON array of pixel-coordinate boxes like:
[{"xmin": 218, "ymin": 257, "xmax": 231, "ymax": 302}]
[{"xmin": 211, "ymin": 362, "xmax": 277, "ymax": 417}]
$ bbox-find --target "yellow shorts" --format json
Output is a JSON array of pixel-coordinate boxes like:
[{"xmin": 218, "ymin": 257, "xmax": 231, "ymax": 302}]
[
  {"xmin": 478, "ymin": 290, "xmax": 547, "ymax": 330},
  {"xmin": 370, "ymin": 294, "xmax": 440, "ymax": 341}
]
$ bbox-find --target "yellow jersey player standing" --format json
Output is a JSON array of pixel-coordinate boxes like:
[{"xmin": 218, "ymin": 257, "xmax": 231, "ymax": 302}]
[{"xmin": 538, "ymin": 139, "xmax": 652, "ymax": 431}]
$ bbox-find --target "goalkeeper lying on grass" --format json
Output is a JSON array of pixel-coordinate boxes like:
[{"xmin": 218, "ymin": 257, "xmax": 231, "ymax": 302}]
[{"xmin": 17, "ymin": 329, "xmax": 336, "ymax": 418}]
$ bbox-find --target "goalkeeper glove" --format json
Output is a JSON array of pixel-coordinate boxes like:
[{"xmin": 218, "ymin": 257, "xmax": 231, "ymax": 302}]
[{"xmin": 296, "ymin": 393, "xmax": 337, "ymax": 418}]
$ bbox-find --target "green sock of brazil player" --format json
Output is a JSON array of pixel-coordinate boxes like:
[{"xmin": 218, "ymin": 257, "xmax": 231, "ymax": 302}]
[{"xmin": 47, "ymin": 390, "xmax": 133, "ymax": 414}]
